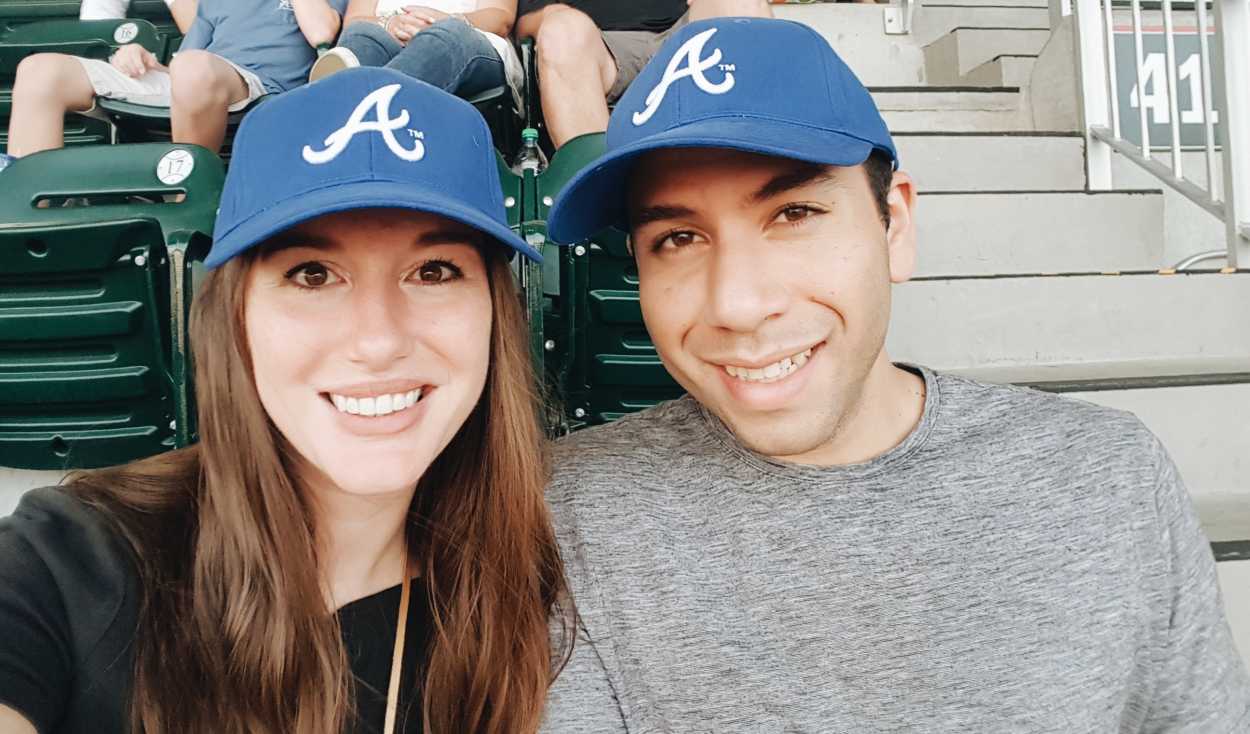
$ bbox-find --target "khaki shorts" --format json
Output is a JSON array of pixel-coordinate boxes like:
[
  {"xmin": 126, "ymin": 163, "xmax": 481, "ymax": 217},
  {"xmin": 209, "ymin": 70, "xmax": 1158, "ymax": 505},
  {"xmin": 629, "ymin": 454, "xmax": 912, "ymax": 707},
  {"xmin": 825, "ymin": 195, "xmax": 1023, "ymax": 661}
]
[
  {"xmin": 601, "ymin": 12, "xmax": 690, "ymax": 102},
  {"xmin": 74, "ymin": 53, "xmax": 267, "ymax": 111}
]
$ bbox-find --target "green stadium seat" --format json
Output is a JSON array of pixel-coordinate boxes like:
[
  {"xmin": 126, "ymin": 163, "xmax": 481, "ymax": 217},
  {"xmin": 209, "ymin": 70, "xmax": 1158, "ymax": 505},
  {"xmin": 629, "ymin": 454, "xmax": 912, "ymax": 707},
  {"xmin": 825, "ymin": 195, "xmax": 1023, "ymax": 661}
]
[
  {"xmin": 92, "ymin": 94, "xmax": 266, "ymax": 160},
  {"xmin": 534, "ymin": 132, "xmax": 683, "ymax": 429},
  {"xmin": 0, "ymin": 142, "xmax": 222, "ymax": 469}
]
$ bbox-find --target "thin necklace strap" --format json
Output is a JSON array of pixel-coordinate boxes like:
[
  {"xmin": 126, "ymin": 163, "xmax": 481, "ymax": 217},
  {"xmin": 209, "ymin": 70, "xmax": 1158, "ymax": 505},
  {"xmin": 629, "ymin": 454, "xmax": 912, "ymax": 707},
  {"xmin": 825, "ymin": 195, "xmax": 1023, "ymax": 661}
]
[{"xmin": 383, "ymin": 553, "xmax": 412, "ymax": 734}]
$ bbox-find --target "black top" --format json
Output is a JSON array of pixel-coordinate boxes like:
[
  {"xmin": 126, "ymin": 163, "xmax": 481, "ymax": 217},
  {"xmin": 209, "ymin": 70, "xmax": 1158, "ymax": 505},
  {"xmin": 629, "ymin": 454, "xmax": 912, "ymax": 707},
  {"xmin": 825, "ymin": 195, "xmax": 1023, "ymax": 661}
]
[
  {"xmin": 0, "ymin": 487, "xmax": 430, "ymax": 734},
  {"xmin": 519, "ymin": 0, "xmax": 686, "ymax": 32}
]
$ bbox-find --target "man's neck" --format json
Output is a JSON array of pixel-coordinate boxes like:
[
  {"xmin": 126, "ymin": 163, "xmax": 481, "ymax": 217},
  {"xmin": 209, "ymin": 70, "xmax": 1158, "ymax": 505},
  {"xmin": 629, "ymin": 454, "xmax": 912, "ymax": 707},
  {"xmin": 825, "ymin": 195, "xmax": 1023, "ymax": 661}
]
[{"xmin": 777, "ymin": 353, "xmax": 927, "ymax": 467}]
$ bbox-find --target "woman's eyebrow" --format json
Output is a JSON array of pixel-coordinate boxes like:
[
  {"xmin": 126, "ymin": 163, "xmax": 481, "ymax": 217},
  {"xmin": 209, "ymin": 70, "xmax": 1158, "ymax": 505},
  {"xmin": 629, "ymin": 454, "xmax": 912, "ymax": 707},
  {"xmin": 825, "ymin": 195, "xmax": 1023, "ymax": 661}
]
[
  {"xmin": 261, "ymin": 230, "xmax": 339, "ymax": 256},
  {"xmin": 416, "ymin": 229, "xmax": 484, "ymax": 246}
]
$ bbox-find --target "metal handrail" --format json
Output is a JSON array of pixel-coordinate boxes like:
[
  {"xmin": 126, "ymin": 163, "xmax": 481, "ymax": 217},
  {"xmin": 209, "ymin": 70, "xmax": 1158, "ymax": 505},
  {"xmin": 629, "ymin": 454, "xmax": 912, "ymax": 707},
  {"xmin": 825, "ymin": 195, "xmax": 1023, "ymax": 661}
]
[
  {"xmin": 1173, "ymin": 248, "xmax": 1228, "ymax": 269},
  {"xmin": 1073, "ymin": 0, "xmax": 1250, "ymax": 268}
]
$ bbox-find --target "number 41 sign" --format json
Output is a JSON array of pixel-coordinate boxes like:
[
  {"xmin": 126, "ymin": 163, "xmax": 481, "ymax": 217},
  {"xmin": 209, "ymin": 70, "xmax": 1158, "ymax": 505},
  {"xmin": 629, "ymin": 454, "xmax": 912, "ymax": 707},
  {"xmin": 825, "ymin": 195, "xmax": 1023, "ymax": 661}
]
[{"xmin": 1114, "ymin": 30, "xmax": 1226, "ymax": 149}]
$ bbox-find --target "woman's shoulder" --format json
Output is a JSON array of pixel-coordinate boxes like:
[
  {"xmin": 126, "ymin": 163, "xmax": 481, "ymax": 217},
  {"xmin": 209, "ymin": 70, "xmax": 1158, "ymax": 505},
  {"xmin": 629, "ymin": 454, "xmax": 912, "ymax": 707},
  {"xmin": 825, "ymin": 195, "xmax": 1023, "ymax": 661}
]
[
  {"xmin": 0, "ymin": 486, "xmax": 141, "ymax": 732},
  {"xmin": 0, "ymin": 485, "xmax": 139, "ymax": 648}
]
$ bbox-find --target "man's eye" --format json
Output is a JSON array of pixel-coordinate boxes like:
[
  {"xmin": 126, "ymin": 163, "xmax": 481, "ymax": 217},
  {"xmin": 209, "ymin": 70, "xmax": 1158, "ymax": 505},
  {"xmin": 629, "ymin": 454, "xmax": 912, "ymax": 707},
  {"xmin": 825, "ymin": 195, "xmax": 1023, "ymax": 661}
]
[
  {"xmin": 415, "ymin": 260, "xmax": 462, "ymax": 284},
  {"xmin": 285, "ymin": 262, "xmax": 338, "ymax": 288},
  {"xmin": 776, "ymin": 205, "xmax": 818, "ymax": 224},
  {"xmin": 656, "ymin": 230, "xmax": 699, "ymax": 251}
]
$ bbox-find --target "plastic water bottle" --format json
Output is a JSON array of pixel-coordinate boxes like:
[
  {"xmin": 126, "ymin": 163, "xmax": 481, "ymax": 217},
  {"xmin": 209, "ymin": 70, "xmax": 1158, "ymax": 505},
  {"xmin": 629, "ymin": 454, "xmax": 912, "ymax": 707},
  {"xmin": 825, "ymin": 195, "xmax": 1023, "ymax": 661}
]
[{"xmin": 516, "ymin": 127, "xmax": 547, "ymax": 174}]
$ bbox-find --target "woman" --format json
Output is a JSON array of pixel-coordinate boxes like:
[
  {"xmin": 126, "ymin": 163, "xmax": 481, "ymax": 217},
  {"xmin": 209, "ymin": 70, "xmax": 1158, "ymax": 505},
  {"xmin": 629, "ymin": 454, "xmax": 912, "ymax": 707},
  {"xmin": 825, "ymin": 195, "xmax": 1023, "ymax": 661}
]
[
  {"xmin": 0, "ymin": 67, "xmax": 569, "ymax": 734},
  {"xmin": 309, "ymin": 0, "xmax": 521, "ymax": 109}
]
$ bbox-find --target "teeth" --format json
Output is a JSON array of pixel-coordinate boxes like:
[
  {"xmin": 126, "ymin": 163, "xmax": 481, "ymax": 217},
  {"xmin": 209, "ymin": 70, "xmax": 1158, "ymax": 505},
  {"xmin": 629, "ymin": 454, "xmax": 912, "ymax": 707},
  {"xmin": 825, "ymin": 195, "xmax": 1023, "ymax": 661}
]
[
  {"xmin": 328, "ymin": 388, "xmax": 424, "ymax": 417},
  {"xmin": 722, "ymin": 347, "xmax": 814, "ymax": 384}
]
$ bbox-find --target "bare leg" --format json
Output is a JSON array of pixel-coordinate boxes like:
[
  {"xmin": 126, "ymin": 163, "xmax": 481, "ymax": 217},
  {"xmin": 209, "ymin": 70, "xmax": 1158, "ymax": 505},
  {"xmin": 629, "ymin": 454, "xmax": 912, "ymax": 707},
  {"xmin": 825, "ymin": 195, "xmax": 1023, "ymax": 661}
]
[
  {"xmin": 534, "ymin": 6, "xmax": 616, "ymax": 148},
  {"xmin": 8, "ymin": 54, "xmax": 96, "ymax": 157},
  {"xmin": 169, "ymin": 50, "xmax": 249, "ymax": 153},
  {"xmin": 686, "ymin": 0, "xmax": 774, "ymax": 20}
]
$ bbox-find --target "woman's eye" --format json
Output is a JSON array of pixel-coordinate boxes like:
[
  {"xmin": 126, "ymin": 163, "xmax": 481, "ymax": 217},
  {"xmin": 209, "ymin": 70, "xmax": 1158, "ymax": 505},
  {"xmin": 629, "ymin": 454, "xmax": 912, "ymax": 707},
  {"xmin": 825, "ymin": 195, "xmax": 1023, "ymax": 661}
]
[
  {"xmin": 286, "ymin": 262, "xmax": 338, "ymax": 288},
  {"xmin": 415, "ymin": 261, "xmax": 461, "ymax": 284}
]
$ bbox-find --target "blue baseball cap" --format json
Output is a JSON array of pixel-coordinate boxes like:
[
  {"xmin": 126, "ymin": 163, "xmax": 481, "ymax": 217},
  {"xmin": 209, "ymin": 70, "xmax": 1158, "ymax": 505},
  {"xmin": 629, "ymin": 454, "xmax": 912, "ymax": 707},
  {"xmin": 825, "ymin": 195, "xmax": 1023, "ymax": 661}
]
[
  {"xmin": 546, "ymin": 17, "xmax": 898, "ymax": 245},
  {"xmin": 205, "ymin": 67, "xmax": 537, "ymax": 268}
]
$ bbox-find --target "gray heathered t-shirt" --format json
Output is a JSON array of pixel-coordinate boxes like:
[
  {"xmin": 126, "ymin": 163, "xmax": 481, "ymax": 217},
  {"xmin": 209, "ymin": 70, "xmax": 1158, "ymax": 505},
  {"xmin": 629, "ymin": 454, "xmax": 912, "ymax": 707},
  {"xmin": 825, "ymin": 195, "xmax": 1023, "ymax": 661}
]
[{"xmin": 541, "ymin": 367, "xmax": 1250, "ymax": 733}]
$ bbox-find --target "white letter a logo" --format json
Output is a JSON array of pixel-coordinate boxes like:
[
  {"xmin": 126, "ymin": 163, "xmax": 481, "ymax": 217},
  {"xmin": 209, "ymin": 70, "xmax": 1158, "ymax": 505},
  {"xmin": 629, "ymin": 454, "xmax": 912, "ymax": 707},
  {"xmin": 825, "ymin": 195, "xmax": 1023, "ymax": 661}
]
[
  {"xmin": 633, "ymin": 28, "xmax": 735, "ymax": 127},
  {"xmin": 303, "ymin": 84, "xmax": 425, "ymax": 164}
]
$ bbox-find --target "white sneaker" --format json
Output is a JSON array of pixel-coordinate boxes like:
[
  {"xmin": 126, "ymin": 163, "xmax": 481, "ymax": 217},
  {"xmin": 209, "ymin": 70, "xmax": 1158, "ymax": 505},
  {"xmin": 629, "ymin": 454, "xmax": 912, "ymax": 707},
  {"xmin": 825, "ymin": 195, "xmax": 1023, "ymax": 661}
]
[{"xmin": 309, "ymin": 47, "xmax": 360, "ymax": 82}]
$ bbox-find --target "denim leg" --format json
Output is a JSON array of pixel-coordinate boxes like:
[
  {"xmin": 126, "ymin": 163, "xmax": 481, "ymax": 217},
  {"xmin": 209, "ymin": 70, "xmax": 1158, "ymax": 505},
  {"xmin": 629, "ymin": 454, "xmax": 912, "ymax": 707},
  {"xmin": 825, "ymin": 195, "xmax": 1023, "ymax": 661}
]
[
  {"xmin": 337, "ymin": 21, "xmax": 404, "ymax": 68},
  {"xmin": 385, "ymin": 17, "xmax": 506, "ymax": 98}
]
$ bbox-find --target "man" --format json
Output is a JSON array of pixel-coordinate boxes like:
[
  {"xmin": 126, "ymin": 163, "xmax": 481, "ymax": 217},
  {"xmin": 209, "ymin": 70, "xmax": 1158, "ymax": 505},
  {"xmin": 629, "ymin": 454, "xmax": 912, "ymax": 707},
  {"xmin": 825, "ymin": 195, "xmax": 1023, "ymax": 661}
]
[
  {"xmin": 6, "ymin": 0, "xmax": 344, "ymax": 158},
  {"xmin": 516, "ymin": 0, "xmax": 771, "ymax": 149},
  {"xmin": 539, "ymin": 17, "xmax": 1250, "ymax": 732}
]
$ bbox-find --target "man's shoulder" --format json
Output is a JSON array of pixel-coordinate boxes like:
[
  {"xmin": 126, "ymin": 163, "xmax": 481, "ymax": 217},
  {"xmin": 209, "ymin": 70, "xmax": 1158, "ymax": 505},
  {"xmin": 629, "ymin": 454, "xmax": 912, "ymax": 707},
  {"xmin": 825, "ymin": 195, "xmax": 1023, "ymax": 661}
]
[
  {"xmin": 548, "ymin": 396, "xmax": 707, "ymax": 499},
  {"xmin": 931, "ymin": 370, "xmax": 1165, "ymax": 467},
  {"xmin": 553, "ymin": 395, "xmax": 702, "ymax": 463}
]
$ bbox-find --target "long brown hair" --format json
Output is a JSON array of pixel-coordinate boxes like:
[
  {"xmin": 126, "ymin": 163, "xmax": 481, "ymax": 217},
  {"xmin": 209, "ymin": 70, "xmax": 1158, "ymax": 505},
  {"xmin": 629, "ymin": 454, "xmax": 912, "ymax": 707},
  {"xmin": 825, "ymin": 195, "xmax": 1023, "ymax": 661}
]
[{"xmin": 66, "ymin": 243, "xmax": 572, "ymax": 733}]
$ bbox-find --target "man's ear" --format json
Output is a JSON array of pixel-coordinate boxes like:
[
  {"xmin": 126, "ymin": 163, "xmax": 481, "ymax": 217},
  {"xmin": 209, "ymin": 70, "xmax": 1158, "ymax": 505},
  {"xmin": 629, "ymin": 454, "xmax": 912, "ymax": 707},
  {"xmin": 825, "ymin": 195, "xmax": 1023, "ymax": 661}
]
[{"xmin": 884, "ymin": 169, "xmax": 917, "ymax": 284}]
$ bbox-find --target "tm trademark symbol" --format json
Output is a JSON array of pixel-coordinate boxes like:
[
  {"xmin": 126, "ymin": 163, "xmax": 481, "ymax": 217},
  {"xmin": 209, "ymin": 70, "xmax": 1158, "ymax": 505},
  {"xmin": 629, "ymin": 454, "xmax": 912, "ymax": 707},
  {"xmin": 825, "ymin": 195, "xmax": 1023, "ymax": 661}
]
[
  {"xmin": 719, "ymin": 64, "xmax": 736, "ymax": 72},
  {"xmin": 409, "ymin": 129, "xmax": 425, "ymax": 139}
]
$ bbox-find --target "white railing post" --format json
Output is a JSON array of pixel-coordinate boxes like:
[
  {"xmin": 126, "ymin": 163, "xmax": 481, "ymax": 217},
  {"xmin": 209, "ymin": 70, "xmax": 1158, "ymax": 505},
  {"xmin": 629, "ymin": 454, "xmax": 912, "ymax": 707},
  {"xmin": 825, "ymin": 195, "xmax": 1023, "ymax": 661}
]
[
  {"xmin": 1215, "ymin": 0, "xmax": 1250, "ymax": 267},
  {"xmin": 1074, "ymin": 0, "xmax": 1114, "ymax": 189}
]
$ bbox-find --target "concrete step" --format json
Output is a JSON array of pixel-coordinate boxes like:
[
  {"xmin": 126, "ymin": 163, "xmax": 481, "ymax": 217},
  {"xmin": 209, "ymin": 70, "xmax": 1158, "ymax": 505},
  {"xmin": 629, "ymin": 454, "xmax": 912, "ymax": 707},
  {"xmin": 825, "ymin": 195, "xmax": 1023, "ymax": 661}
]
[
  {"xmin": 925, "ymin": 27, "xmax": 1052, "ymax": 82},
  {"xmin": 873, "ymin": 87, "xmax": 1029, "ymax": 132},
  {"xmin": 913, "ymin": 190, "xmax": 1165, "ymax": 276},
  {"xmin": 896, "ymin": 132, "xmax": 1086, "ymax": 192},
  {"xmin": 925, "ymin": 0, "xmax": 1048, "ymax": 7},
  {"xmin": 775, "ymin": 4, "xmax": 928, "ymax": 87},
  {"xmin": 888, "ymin": 271, "xmax": 1250, "ymax": 371},
  {"xmin": 961, "ymin": 54, "xmax": 1037, "ymax": 86},
  {"xmin": 914, "ymin": 5, "xmax": 1052, "ymax": 46}
]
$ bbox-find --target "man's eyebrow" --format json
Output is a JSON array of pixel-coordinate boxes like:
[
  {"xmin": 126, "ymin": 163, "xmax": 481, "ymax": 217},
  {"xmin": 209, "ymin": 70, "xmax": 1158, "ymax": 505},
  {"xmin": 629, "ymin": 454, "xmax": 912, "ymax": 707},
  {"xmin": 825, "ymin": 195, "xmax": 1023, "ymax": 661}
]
[
  {"xmin": 631, "ymin": 204, "xmax": 697, "ymax": 229},
  {"xmin": 748, "ymin": 164, "xmax": 838, "ymax": 205}
]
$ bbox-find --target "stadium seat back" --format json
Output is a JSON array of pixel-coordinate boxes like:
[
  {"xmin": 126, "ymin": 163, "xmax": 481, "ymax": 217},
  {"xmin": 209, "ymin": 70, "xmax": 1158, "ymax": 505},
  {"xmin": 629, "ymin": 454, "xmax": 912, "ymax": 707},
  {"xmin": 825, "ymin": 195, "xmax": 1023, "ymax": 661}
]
[
  {"xmin": 0, "ymin": 143, "xmax": 222, "ymax": 469},
  {"xmin": 536, "ymin": 133, "xmax": 683, "ymax": 428}
]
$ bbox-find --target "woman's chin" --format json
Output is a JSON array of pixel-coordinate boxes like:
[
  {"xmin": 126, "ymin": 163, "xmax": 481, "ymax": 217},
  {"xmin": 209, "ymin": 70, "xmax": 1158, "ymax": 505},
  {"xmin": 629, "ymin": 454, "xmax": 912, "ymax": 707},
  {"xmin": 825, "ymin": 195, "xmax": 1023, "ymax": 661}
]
[{"xmin": 306, "ymin": 451, "xmax": 435, "ymax": 499}]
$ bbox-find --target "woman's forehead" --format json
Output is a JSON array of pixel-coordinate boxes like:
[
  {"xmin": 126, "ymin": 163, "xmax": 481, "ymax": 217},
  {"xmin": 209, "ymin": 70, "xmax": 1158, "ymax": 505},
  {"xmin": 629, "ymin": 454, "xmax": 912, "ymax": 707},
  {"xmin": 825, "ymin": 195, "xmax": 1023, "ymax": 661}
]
[{"xmin": 262, "ymin": 208, "xmax": 486, "ymax": 257}]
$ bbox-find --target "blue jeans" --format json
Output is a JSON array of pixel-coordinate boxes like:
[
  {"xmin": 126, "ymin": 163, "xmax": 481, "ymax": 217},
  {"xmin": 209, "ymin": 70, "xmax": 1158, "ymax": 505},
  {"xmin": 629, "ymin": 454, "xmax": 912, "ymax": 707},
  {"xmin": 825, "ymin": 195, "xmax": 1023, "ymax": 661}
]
[{"xmin": 337, "ymin": 17, "xmax": 506, "ymax": 99}]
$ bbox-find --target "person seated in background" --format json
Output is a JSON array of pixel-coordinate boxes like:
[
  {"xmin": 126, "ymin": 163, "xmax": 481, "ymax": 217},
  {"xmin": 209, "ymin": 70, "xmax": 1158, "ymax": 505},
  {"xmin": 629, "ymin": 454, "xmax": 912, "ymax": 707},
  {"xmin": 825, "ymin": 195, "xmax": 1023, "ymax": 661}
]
[
  {"xmin": 309, "ymin": 0, "xmax": 521, "ymax": 110},
  {"xmin": 5, "ymin": 0, "xmax": 345, "ymax": 158},
  {"xmin": 515, "ymin": 0, "xmax": 772, "ymax": 149},
  {"xmin": 79, "ymin": 0, "xmax": 197, "ymax": 33}
]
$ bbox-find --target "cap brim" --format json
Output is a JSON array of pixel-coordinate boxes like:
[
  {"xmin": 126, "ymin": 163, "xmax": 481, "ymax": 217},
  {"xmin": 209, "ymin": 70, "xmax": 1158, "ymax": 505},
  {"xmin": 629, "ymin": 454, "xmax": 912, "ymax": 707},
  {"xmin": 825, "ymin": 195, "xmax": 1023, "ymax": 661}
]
[
  {"xmin": 204, "ymin": 180, "xmax": 538, "ymax": 268},
  {"xmin": 546, "ymin": 117, "xmax": 879, "ymax": 246}
]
